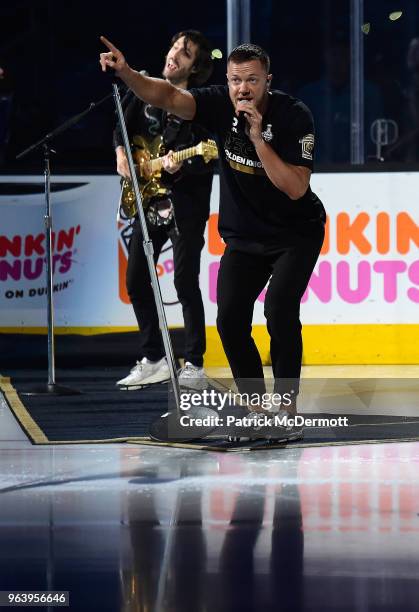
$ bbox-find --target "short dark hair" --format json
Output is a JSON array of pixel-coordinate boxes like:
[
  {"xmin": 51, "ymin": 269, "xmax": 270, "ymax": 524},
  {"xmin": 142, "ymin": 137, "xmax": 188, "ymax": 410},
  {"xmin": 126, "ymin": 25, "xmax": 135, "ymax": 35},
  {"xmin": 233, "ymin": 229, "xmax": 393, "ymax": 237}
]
[
  {"xmin": 227, "ymin": 43, "xmax": 270, "ymax": 73},
  {"xmin": 171, "ymin": 30, "xmax": 213, "ymax": 87}
]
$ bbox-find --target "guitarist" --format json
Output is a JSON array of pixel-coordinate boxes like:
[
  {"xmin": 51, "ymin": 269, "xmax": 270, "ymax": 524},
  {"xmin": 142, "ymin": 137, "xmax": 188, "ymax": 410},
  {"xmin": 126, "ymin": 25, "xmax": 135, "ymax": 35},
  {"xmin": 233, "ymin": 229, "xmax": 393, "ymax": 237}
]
[{"xmin": 113, "ymin": 30, "xmax": 215, "ymax": 389}]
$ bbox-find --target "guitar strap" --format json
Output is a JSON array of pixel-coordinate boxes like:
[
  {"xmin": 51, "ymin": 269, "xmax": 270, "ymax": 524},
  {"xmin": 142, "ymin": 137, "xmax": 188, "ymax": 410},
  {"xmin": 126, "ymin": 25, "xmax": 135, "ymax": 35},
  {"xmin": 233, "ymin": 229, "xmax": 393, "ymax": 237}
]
[
  {"xmin": 145, "ymin": 112, "xmax": 185, "ymax": 232},
  {"xmin": 163, "ymin": 112, "xmax": 188, "ymax": 150}
]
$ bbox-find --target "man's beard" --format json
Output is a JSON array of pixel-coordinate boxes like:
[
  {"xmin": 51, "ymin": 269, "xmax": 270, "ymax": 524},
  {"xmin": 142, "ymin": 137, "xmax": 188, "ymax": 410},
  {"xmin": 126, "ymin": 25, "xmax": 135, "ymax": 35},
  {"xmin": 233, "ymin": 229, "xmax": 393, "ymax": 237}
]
[{"xmin": 162, "ymin": 65, "xmax": 190, "ymax": 86}]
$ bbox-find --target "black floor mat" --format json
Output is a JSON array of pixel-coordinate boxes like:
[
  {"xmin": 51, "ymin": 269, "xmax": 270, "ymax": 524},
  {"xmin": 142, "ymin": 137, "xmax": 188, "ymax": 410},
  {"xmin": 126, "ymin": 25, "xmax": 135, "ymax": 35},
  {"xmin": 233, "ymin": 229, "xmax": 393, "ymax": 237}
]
[{"xmin": 1, "ymin": 368, "xmax": 419, "ymax": 449}]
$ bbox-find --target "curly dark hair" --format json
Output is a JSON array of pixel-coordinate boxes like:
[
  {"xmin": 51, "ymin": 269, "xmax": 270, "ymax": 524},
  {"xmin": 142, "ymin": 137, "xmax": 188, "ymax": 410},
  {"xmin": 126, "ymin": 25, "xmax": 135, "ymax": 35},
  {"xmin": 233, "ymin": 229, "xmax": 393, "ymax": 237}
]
[
  {"xmin": 227, "ymin": 43, "xmax": 270, "ymax": 73},
  {"xmin": 171, "ymin": 30, "xmax": 214, "ymax": 87}
]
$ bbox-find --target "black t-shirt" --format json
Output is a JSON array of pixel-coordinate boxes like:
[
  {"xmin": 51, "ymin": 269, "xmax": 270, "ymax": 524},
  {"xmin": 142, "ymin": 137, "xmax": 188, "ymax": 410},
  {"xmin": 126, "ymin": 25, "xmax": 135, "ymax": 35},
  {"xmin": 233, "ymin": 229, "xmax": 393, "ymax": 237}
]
[
  {"xmin": 190, "ymin": 85, "xmax": 326, "ymax": 245},
  {"xmin": 113, "ymin": 90, "xmax": 214, "ymax": 224}
]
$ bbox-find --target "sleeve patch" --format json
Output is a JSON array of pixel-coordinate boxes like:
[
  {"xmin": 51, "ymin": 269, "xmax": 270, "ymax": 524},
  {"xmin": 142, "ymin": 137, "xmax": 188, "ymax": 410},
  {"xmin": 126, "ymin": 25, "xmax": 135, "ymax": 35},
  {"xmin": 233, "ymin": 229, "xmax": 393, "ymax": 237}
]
[{"xmin": 299, "ymin": 133, "xmax": 315, "ymax": 160}]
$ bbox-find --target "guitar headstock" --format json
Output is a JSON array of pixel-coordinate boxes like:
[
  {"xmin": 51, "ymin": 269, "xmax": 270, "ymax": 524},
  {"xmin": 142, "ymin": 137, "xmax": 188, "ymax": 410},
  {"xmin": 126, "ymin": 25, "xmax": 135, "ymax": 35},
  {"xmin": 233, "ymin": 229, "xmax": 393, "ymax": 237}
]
[{"xmin": 197, "ymin": 139, "xmax": 219, "ymax": 163}]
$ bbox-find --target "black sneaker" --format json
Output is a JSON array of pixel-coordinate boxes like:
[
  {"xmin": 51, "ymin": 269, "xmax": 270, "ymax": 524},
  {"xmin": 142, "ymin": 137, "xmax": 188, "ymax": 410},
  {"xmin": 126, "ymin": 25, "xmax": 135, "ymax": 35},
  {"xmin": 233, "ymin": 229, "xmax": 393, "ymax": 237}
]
[{"xmin": 227, "ymin": 409, "xmax": 303, "ymax": 443}]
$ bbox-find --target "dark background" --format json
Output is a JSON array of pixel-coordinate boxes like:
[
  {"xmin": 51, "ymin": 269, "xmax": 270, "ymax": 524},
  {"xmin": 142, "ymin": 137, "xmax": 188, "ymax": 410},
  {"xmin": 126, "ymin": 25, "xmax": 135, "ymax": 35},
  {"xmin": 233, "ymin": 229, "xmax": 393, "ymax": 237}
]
[
  {"xmin": 0, "ymin": 0, "xmax": 226, "ymax": 172},
  {"xmin": 1, "ymin": 0, "xmax": 418, "ymax": 171}
]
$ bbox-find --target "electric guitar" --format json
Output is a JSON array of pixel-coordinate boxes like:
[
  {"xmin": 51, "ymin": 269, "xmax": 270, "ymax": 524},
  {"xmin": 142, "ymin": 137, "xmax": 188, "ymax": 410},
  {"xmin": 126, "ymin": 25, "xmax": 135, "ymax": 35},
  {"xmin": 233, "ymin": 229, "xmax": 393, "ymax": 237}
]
[{"xmin": 120, "ymin": 134, "xmax": 218, "ymax": 219}]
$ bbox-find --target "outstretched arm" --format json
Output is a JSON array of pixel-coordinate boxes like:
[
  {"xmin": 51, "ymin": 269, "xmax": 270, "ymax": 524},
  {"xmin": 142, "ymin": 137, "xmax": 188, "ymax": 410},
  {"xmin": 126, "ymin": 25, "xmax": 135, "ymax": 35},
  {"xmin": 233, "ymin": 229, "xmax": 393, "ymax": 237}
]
[{"xmin": 99, "ymin": 36, "xmax": 197, "ymax": 120}]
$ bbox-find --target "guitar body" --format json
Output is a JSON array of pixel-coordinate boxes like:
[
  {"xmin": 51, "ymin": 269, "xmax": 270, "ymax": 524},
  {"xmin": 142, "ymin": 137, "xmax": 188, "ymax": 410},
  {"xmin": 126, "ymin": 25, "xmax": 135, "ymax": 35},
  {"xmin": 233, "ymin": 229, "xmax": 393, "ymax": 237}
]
[
  {"xmin": 120, "ymin": 134, "xmax": 170, "ymax": 219},
  {"xmin": 119, "ymin": 135, "xmax": 218, "ymax": 220}
]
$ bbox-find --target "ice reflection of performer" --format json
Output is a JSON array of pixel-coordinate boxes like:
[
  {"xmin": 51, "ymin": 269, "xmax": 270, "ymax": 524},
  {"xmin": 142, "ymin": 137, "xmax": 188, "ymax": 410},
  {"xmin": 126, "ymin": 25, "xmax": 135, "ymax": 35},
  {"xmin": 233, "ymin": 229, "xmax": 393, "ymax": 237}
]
[
  {"xmin": 270, "ymin": 461, "xmax": 304, "ymax": 611},
  {"xmin": 122, "ymin": 452, "xmax": 304, "ymax": 611},
  {"xmin": 217, "ymin": 452, "xmax": 304, "ymax": 611},
  {"xmin": 165, "ymin": 485, "xmax": 206, "ymax": 611},
  {"xmin": 121, "ymin": 482, "xmax": 165, "ymax": 611},
  {"xmin": 219, "ymin": 484, "xmax": 266, "ymax": 610},
  {"xmin": 122, "ymin": 460, "xmax": 206, "ymax": 612}
]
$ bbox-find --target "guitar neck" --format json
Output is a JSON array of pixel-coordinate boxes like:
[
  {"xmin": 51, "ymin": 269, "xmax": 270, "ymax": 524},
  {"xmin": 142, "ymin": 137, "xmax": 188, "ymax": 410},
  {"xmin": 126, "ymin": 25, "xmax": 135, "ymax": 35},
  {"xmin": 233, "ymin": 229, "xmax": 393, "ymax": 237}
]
[{"xmin": 150, "ymin": 144, "xmax": 199, "ymax": 173}]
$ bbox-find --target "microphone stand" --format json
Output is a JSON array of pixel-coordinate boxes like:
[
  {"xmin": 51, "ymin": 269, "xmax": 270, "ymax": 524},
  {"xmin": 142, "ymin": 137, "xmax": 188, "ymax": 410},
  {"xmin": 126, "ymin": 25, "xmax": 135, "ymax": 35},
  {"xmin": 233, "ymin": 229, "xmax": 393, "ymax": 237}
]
[
  {"xmin": 111, "ymin": 81, "xmax": 218, "ymax": 442},
  {"xmin": 16, "ymin": 92, "xmax": 112, "ymax": 396}
]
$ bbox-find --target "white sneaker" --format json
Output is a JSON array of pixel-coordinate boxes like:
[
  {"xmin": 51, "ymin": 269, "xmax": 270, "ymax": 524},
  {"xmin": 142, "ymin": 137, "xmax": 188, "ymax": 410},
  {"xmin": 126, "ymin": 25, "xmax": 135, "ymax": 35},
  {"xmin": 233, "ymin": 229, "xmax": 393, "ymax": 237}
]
[
  {"xmin": 178, "ymin": 361, "xmax": 207, "ymax": 389},
  {"xmin": 116, "ymin": 357, "xmax": 170, "ymax": 390}
]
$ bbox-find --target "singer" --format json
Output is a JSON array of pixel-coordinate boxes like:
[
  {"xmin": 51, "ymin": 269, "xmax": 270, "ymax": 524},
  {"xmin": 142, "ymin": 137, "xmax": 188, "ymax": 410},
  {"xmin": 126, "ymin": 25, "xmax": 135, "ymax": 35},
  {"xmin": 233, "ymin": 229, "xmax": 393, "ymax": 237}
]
[{"xmin": 100, "ymin": 40, "xmax": 326, "ymax": 440}]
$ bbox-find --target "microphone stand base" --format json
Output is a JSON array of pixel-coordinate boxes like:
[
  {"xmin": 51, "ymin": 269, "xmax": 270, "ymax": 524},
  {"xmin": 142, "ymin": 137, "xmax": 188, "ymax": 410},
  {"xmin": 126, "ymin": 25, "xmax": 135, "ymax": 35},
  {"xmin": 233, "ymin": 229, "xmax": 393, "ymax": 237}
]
[
  {"xmin": 20, "ymin": 383, "xmax": 82, "ymax": 397},
  {"xmin": 149, "ymin": 405, "xmax": 219, "ymax": 443}
]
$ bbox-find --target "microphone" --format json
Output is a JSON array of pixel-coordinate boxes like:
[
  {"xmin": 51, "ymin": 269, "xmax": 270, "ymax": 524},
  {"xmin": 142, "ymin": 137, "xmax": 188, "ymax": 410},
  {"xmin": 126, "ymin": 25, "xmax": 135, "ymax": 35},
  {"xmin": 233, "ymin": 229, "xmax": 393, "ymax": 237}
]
[{"xmin": 237, "ymin": 100, "xmax": 250, "ymax": 132}]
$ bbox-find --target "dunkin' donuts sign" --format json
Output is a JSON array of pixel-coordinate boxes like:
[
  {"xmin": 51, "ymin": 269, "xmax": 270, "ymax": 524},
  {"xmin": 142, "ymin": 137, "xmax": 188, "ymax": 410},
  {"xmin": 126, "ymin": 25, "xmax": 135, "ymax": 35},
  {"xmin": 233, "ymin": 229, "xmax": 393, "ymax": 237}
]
[
  {"xmin": 0, "ymin": 225, "xmax": 81, "ymax": 300},
  {"xmin": 0, "ymin": 173, "xmax": 417, "ymax": 328}
]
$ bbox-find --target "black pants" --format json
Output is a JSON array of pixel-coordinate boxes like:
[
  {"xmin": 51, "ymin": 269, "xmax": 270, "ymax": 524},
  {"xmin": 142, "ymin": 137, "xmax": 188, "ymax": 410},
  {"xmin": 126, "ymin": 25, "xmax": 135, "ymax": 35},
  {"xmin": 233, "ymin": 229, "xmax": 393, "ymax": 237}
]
[
  {"xmin": 216, "ymin": 226, "xmax": 324, "ymax": 395},
  {"xmin": 126, "ymin": 217, "xmax": 207, "ymax": 367}
]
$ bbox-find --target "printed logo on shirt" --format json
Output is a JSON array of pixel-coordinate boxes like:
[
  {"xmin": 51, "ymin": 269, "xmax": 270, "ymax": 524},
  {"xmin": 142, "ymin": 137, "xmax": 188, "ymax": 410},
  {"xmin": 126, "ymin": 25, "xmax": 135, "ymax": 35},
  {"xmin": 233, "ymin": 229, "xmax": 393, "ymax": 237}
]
[
  {"xmin": 299, "ymin": 133, "xmax": 314, "ymax": 160},
  {"xmin": 224, "ymin": 148, "xmax": 265, "ymax": 174},
  {"xmin": 224, "ymin": 124, "xmax": 266, "ymax": 175},
  {"xmin": 261, "ymin": 123, "xmax": 274, "ymax": 142},
  {"xmin": 144, "ymin": 104, "xmax": 162, "ymax": 136}
]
